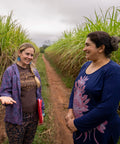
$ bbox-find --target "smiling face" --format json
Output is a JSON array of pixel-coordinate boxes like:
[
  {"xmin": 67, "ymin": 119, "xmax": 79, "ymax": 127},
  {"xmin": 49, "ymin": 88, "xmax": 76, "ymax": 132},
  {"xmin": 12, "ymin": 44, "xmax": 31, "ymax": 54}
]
[
  {"xmin": 18, "ymin": 47, "xmax": 35, "ymax": 67},
  {"xmin": 83, "ymin": 37, "xmax": 102, "ymax": 61}
]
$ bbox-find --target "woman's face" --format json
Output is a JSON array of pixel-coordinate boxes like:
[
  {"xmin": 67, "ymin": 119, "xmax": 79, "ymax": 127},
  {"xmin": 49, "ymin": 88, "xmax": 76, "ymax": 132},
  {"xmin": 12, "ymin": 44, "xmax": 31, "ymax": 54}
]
[
  {"xmin": 83, "ymin": 37, "xmax": 101, "ymax": 61},
  {"xmin": 18, "ymin": 47, "xmax": 35, "ymax": 66}
]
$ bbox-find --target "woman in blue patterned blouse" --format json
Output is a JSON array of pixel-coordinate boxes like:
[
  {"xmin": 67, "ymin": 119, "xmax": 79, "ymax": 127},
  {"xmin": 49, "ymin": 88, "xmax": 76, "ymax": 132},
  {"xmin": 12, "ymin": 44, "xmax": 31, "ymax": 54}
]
[{"xmin": 65, "ymin": 31, "xmax": 120, "ymax": 144}]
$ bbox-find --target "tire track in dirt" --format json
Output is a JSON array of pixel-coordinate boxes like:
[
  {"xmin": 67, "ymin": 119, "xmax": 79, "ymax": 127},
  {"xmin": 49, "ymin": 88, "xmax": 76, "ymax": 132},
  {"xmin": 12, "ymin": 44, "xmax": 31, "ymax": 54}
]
[{"xmin": 42, "ymin": 54, "xmax": 74, "ymax": 144}]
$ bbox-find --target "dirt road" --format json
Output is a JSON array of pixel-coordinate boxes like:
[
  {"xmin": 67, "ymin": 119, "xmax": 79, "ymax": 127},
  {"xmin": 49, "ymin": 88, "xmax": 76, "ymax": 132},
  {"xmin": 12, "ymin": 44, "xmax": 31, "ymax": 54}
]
[
  {"xmin": 42, "ymin": 55, "xmax": 74, "ymax": 144},
  {"xmin": 0, "ymin": 106, "xmax": 6, "ymax": 143}
]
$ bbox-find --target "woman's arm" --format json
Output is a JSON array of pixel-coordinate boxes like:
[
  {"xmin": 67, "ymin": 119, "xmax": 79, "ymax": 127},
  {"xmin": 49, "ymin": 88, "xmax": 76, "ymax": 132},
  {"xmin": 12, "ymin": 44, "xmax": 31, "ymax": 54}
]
[
  {"xmin": 65, "ymin": 86, "xmax": 76, "ymax": 132},
  {"xmin": 0, "ymin": 68, "xmax": 16, "ymax": 105},
  {"xmin": 73, "ymin": 72, "xmax": 120, "ymax": 132}
]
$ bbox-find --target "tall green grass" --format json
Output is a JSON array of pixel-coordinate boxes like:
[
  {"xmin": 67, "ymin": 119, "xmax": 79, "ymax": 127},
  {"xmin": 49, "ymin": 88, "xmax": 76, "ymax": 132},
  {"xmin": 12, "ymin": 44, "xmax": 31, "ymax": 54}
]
[
  {"xmin": 0, "ymin": 11, "xmax": 39, "ymax": 83},
  {"xmin": 45, "ymin": 6, "xmax": 120, "ymax": 79}
]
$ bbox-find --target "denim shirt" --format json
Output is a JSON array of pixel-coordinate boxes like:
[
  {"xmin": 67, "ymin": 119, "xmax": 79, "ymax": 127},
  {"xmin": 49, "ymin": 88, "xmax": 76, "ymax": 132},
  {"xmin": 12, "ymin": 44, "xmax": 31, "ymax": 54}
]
[{"xmin": 0, "ymin": 64, "xmax": 45, "ymax": 125}]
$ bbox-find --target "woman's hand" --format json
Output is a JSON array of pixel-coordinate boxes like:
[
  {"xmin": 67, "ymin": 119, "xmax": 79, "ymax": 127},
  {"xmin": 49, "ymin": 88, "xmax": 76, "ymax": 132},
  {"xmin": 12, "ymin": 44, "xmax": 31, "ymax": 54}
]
[
  {"xmin": 65, "ymin": 109, "xmax": 74, "ymax": 122},
  {"xmin": 0, "ymin": 96, "xmax": 16, "ymax": 105},
  {"xmin": 66, "ymin": 118, "xmax": 77, "ymax": 132},
  {"xmin": 65, "ymin": 109, "xmax": 77, "ymax": 132}
]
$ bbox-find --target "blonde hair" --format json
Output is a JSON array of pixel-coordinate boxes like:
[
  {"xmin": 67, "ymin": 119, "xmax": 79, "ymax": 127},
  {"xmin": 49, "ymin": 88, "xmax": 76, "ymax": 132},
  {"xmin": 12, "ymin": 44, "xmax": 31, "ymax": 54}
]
[
  {"xmin": 18, "ymin": 43, "xmax": 41, "ymax": 87},
  {"xmin": 30, "ymin": 65, "xmax": 41, "ymax": 88}
]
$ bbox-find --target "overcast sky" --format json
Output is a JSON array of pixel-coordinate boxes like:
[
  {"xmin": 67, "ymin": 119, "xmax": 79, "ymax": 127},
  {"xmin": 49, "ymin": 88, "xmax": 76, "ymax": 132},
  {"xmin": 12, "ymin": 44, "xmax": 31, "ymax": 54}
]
[{"xmin": 0, "ymin": 0, "xmax": 120, "ymax": 47}]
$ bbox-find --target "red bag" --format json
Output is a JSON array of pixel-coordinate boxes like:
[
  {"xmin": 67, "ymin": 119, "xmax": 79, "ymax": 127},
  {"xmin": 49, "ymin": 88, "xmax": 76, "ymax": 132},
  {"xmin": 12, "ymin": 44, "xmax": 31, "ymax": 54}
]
[{"xmin": 37, "ymin": 99, "xmax": 43, "ymax": 124}]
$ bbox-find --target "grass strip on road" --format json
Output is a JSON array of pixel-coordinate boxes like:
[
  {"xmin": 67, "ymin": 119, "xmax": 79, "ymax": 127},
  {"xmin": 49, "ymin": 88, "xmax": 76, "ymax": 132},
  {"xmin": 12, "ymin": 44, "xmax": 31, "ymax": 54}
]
[{"xmin": 33, "ymin": 53, "xmax": 54, "ymax": 144}]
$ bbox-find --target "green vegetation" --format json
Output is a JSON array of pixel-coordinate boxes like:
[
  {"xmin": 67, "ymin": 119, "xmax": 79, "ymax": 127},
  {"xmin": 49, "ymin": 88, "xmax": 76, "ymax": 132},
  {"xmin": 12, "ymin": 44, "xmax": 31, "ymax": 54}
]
[
  {"xmin": 39, "ymin": 44, "xmax": 49, "ymax": 53},
  {"xmin": 0, "ymin": 11, "xmax": 39, "ymax": 84},
  {"xmin": 33, "ymin": 54, "xmax": 54, "ymax": 144},
  {"xmin": 45, "ymin": 6, "xmax": 120, "ymax": 80}
]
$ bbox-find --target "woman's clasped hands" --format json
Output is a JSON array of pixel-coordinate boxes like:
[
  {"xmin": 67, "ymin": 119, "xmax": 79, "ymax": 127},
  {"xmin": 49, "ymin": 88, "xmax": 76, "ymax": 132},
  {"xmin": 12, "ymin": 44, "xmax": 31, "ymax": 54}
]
[{"xmin": 65, "ymin": 109, "xmax": 77, "ymax": 132}]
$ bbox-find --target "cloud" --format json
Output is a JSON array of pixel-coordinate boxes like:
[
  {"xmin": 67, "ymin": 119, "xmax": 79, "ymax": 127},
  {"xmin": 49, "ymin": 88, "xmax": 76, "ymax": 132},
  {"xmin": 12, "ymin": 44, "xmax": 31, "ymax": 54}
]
[
  {"xmin": 0, "ymin": 0, "xmax": 120, "ymax": 46},
  {"xmin": 30, "ymin": 32, "xmax": 59, "ymax": 47}
]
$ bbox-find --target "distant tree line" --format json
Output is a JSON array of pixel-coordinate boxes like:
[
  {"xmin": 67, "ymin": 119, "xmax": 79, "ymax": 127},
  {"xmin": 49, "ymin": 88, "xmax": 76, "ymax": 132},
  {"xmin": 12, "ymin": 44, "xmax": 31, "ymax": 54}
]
[{"xmin": 39, "ymin": 44, "xmax": 49, "ymax": 53}]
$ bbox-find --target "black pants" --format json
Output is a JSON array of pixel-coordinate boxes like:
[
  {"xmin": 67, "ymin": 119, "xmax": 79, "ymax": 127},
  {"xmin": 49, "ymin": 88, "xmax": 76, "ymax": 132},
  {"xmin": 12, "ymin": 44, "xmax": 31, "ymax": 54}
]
[{"xmin": 5, "ymin": 112, "xmax": 38, "ymax": 144}]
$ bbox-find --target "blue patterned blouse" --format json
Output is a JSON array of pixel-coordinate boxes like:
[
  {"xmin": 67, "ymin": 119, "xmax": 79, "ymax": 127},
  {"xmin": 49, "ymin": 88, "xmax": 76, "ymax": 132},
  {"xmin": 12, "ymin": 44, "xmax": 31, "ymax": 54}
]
[{"xmin": 69, "ymin": 60, "xmax": 120, "ymax": 144}]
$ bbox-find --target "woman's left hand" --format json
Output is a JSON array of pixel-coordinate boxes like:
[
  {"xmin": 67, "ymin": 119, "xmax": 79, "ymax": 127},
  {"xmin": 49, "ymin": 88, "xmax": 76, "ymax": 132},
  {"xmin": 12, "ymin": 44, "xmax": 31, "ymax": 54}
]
[{"xmin": 66, "ymin": 118, "xmax": 77, "ymax": 132}]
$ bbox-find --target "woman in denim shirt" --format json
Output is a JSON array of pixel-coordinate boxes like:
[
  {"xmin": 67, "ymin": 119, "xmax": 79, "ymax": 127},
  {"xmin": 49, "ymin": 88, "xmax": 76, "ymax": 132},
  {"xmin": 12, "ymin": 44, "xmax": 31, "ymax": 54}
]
[{"xmin": 0, "ymin": 43, "xmax": 45, "ymax": 144}]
